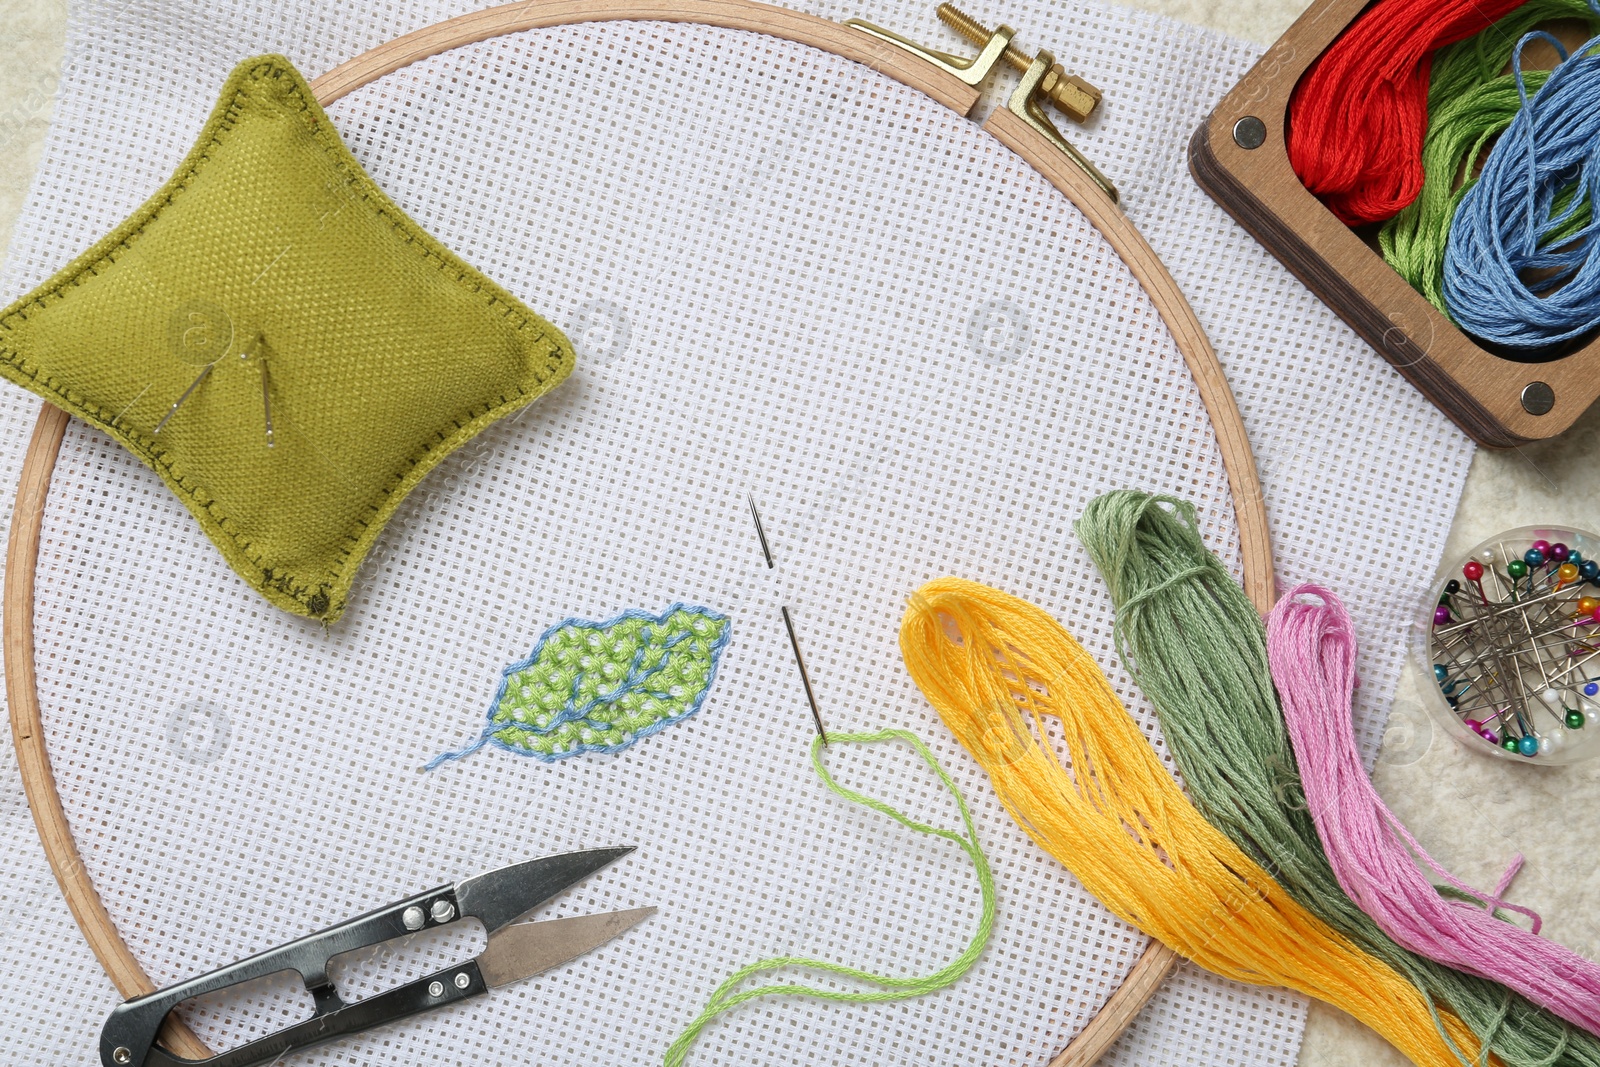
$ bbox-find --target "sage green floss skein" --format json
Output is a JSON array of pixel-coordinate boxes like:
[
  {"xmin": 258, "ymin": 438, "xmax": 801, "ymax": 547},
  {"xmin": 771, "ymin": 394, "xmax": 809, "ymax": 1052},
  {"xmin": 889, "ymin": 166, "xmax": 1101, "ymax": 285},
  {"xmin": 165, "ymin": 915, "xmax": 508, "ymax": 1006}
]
[{"xmin": 1076, "ymin": 491, "xmax": 1599, "ymax": 1067}]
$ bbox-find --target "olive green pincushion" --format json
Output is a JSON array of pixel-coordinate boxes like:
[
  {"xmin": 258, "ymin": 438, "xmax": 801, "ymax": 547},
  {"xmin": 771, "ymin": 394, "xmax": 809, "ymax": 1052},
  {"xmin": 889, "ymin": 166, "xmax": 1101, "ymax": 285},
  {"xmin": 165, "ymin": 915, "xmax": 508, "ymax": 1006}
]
[{"xmin": 0, "ymin": 56, "xmax": 573, "ymax": 622}]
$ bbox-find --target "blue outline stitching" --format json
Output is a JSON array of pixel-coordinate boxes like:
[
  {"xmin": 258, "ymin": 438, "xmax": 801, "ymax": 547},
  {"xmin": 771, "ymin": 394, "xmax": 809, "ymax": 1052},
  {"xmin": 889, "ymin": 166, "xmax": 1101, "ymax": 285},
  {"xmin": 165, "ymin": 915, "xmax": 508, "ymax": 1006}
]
[{"xmin": 425, "ymin": 603, "xmax": 731, "ymax": 770}]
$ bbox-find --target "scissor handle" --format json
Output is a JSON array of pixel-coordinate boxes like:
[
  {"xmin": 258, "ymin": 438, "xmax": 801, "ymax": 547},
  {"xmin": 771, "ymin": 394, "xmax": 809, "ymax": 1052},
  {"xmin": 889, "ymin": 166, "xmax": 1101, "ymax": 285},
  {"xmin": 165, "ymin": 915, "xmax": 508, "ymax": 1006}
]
[
  {"xmin": 135, "ymin": 960, "xmax": 488, "ymax": 1067},
  {"xmin": 100, "ymin": 884, "xmax": 464, "ymax": 1067}
]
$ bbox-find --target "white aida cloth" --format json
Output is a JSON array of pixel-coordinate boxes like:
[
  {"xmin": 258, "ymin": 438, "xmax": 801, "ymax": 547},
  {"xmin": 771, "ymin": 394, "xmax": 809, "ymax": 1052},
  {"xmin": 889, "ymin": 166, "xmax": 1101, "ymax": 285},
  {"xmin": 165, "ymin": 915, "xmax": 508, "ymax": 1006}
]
[{"xmin": 0, "ymin": 2, "xmax": 1475, "ymax": 1065}]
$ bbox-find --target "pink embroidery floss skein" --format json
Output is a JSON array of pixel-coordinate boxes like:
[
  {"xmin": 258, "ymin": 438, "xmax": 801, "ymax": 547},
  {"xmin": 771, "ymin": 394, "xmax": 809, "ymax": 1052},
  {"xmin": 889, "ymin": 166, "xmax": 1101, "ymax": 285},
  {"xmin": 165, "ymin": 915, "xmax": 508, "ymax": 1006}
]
[{"xmin": 1267, "ymin": 583, "xmax": 1600, "ymax": 1036}]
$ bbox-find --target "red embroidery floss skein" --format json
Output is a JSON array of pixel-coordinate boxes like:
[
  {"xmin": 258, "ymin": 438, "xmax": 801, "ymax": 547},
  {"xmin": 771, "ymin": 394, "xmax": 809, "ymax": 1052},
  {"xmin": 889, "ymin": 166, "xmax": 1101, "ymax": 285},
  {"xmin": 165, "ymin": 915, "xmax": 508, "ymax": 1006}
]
[{"xmin": 1287, "ymin": 0, "xmax": 1523, "ymax": 226}]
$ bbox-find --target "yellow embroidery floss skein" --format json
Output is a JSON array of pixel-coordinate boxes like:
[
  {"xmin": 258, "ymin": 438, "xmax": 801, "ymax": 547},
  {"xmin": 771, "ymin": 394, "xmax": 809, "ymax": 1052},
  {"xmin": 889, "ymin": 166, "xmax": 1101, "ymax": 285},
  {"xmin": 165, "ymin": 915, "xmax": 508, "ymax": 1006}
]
[{"xmin": 898, "ymin": 577, "xmax": 1486, "ymax": 1067}]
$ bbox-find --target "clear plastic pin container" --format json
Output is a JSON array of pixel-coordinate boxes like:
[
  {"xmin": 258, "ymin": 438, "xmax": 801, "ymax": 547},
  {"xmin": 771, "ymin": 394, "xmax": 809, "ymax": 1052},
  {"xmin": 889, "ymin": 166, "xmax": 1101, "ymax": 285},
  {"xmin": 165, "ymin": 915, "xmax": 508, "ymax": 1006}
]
[{"xmin": 1414, "ymin": 525, "xmax": 1600, "ymax": 765}]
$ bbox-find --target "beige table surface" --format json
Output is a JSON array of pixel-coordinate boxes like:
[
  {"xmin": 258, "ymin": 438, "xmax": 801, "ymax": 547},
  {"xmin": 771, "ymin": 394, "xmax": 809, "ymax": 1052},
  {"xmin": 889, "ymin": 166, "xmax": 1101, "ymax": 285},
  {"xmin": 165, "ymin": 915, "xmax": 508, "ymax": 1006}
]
[{"xmin": 3, "ymin": 2, "xmax": 1597, "ymax": 1066}]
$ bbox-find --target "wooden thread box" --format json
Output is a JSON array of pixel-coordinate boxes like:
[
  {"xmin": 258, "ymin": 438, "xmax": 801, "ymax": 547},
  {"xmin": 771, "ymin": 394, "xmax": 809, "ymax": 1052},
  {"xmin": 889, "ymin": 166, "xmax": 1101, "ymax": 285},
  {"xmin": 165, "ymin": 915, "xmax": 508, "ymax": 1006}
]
[{"xmin": 1189, "ymin": 0, "xmax": 1597, "ymax": 447}]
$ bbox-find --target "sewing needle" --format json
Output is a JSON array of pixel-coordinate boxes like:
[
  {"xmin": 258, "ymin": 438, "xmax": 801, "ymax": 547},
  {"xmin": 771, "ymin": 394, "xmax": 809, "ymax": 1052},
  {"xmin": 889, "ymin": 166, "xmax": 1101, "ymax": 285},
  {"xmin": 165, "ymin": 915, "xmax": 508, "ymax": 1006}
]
[
  {"xmin": 781, "ymin": 605, "xmax": 827, "ymax": 744},
  {"xmin": 152, "ymin": 363, "xmax": 215, "ymax": 436},
  {"xmin": 748, "ymin": 494, "xmax": 774, "ymax": 569}
]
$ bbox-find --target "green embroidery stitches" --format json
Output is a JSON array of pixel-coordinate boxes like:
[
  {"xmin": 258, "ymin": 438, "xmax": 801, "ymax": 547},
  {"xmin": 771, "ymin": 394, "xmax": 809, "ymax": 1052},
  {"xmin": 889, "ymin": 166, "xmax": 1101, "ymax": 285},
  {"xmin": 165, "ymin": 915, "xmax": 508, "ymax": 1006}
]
[{"xmin": 427, "ymin": 604, "xmax": 732, "ymax": 769}]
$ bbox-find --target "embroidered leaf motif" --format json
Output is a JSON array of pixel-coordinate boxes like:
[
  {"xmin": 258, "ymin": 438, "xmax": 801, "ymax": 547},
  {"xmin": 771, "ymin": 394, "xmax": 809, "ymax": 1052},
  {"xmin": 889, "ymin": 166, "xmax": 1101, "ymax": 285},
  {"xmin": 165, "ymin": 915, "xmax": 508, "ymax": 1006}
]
[{"xmin": 426, "ymin": 604, "xmax": 731, "ymax": 769}]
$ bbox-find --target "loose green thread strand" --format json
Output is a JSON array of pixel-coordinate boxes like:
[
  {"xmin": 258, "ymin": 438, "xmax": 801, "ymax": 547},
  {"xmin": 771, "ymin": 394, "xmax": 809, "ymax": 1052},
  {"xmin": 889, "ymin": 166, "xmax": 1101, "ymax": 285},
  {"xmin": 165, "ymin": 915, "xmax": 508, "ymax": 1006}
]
[
  {"xmin": 1380, "ymin": 0, "xmax": 1600, "ymax": 316},
  {"xmin": 1076, "ymin": 490, "xmax": 1598, "ymax": 1067},
  {"xmin": 662, "ymin": 729, "xmax": 995, "ymax": 1066}
]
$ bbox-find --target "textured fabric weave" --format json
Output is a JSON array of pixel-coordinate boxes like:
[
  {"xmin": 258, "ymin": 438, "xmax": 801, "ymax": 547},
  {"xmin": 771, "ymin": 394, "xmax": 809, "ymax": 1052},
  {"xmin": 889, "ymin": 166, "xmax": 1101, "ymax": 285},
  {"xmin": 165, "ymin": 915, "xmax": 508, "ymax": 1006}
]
[{"xmin": 0, "ymin": 3, "xmax": 1477, "ymax": 1066}]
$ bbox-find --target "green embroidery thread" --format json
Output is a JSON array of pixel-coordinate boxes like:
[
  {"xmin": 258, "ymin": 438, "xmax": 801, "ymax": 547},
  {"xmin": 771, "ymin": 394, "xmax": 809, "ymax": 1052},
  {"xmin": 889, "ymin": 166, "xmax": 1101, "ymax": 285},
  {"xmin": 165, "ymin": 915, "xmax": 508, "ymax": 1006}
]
[
  {"xmin": 427, "ymin": 604, "xmax": 732, "ymax": 768},
  {"xmin": 662, "ymin": 729, "xmax": 995, "ymax": 1066}
]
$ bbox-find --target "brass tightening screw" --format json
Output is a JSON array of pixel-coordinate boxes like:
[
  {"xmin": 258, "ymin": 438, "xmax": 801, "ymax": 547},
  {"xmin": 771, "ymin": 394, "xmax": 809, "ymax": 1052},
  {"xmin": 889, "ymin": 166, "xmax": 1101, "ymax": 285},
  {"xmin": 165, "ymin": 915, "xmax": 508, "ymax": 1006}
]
[{"xmin": 935, "ymin": 3, "xmax": 1102, "ymax": 122}]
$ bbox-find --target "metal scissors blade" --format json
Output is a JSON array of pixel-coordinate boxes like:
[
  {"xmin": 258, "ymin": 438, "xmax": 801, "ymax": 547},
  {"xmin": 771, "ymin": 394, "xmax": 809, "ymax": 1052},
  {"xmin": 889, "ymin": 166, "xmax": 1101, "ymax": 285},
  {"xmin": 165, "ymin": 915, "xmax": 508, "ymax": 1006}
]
[
  {"xmin": 478, "ymin": 907, "xmax": 657, "ymax": 987},
  {"xmin": 456, "ymin": 846, "xmax": 635, "ymax": 935}
]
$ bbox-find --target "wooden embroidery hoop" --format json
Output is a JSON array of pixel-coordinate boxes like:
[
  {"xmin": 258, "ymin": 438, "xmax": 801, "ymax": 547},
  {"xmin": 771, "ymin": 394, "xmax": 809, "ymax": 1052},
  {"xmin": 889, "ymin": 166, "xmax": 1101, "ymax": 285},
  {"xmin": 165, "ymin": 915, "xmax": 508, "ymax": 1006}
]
[{"xmin": 5, "ymin": 2, "xmax": 1274, "ymax": 1063}]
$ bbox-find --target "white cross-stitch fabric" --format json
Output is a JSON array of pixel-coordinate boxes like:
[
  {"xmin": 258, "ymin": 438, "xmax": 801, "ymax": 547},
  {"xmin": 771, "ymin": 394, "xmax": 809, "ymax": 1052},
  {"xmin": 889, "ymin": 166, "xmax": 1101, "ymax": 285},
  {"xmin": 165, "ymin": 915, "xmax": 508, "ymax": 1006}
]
[{"xmin": 0, "ymin": 3, "xmax": 1476, "ymax": 1066}]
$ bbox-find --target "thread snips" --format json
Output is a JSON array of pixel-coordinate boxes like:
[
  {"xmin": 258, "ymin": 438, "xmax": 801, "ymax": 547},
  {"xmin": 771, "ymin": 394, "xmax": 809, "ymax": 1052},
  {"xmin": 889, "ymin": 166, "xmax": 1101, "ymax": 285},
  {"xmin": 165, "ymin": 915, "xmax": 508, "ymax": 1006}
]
[{"xmin": 101, "ymin": 847, "xmax": 653, "ymax": 1067}]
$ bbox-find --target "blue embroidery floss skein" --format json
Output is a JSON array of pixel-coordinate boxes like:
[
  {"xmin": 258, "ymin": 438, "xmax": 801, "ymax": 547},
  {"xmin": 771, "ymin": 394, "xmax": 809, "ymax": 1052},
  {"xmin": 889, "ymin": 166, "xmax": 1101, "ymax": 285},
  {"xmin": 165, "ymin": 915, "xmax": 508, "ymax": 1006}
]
[{"xmin": 1443, "ymin": 22, "xmax": 1600, "ymax": 352}]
